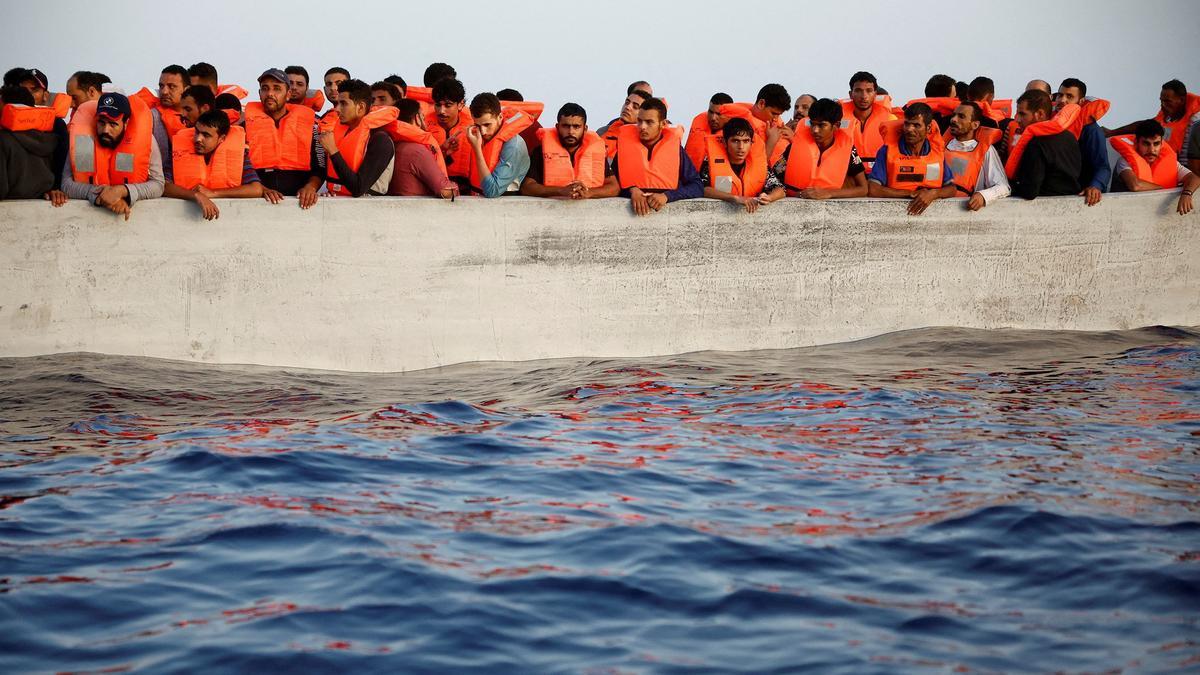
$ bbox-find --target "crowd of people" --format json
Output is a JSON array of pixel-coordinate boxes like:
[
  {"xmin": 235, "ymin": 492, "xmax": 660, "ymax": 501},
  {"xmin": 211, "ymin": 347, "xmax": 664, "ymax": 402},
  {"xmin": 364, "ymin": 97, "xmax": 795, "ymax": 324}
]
[{"xmin": 1, "ymin": 62, "xmax": 1197, "ymax": 220}]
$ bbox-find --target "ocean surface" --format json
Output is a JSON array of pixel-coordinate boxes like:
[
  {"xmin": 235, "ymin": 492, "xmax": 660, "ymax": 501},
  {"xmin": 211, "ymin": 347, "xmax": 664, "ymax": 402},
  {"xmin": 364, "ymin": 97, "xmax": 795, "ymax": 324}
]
[{"xmin": 1, "ymin": 327, "xmax": 1198, "ymax": 674}]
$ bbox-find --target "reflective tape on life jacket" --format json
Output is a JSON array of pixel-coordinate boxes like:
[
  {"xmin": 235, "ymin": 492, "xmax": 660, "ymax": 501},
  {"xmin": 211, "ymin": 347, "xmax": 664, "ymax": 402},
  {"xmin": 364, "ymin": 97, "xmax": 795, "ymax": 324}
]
[
  {"xmin": 1, "ymin": 103, "xmax": 58, "ymax": 132},
  {"xmin": 719, "ymin": 102, "xmax": 788, "ymax": 165},
  {"xmin": 217, "ymin": 84, "xmax": 249, "ymax": 100},
  {"xmin": 171, "ymin": 125, "xmax": 247, "ymax": 190},
  {"xmin": 300, "ymin": 89, "xmax": 325, "ymax": 112},
  {"xmin": 942, "ymin": 127, "xmax": 1002, "ymax": 194},
  {"xmin": 1065, "ymin": 97, "xmax": 1110, "ymax": 139},
  {"xmin": 903, "ymin": 97, "xmax": 960, "ymax": 117},
  {"xmin": 382, "ymin": 118, "xmax": 448, "ymax": 178},
  {"xmin": 684, "ymin": 112, "xmax": 715, "ymax": 169},
  {"xmin": 880, "ymin": 119, "xmax": 945, "ymax": 191},
  {"xmin": 537, "ymin": 127, "xmax": 606, "ymax": 189},
  {"xmin": 602, "ymin": 119, "xmax": 625, "ymax": 160},
  {"xmin": 783, "ymin": 126, "xmax": 854, "ymax": 193},
  {"xmin": 704, "ymin": 134, "xmax": 766, "ymax": 197},
  {"xmin": 841, "ymin": 100, "xmax": 896, "ymax": 168},
  {"xmin": 244, "ymin": 102, "xmax": 315, "ymax": 172},
  {"xmin": 1003, "ymin": 103, "xmax": 1080, "ymax": 179},
  {"xmin": 426, "ymin": 108, "xmax": 473, "ymax": 178},
  {"xmin": 327, "ymin": 106, "xmax": 399, "ymax": 196},
  {"xmin": 68, "ymin": 97, "xmax": 153, "ymax": 185},
  {"xmin": 616, "ymin": 123, "xmax": 683, "ymax": 191},
  {"xmin": 469, "ymin": 108, "xmax": 534, "ymax": 191},
  {"xmin": 500, "ymin": 100, "xmax": 544, "ymax": 122},
  {"xmin": 1109, "ymin": 134, "xmax": 1180, "ymax": 189},
  {"xmin": 1155, "ymin": 92, "xmax": 1200, "ymax": 154}
]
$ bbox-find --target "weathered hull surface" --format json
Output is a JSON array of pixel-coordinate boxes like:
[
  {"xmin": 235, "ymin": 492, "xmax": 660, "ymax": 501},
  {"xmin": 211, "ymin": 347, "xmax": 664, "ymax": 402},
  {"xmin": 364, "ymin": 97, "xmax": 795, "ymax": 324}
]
[{"xmin": 1, "ymin": 193, "xmax": 1195, "ymax": 372}]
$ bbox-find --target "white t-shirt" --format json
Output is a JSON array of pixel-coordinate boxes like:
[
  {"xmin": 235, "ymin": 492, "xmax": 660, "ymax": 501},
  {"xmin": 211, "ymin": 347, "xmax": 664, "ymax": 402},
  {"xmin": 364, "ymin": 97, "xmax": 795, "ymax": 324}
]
[{"xmin": 1113, "ymin": 156, "xmax": 1191, "ymax": 186}]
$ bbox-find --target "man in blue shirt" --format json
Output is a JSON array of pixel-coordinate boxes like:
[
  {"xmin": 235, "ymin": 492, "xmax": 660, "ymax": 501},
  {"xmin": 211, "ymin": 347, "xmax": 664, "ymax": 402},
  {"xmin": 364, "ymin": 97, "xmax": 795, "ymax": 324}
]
[
  {"xmin": 611, "ymin": 97, "xmax": 704, "ymax": 216},
  {"xmin": 464, "ymin": 92, "xmax": 530, "ymax": 198},
  {"xmin": 1057, "ymin": 78, "xmax": 1111, "ymax": 205},
  {"xmin": 867, "ymin": 102, "xmax": 957, "ymax": 215}
]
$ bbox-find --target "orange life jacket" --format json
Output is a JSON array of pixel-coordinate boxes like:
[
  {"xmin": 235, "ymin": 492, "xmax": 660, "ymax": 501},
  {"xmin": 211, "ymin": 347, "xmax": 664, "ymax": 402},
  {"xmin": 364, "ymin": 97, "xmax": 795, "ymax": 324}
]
[
  {"xmin": 327, "ymin": 106, "xmax": 399, "ymax": 196},
  {"xmin": 405, "ymin": 86, "xmax": 436, "ymax": 120},
  {"xmin": 500, "ymin": 100, "xmax": 544, "ymax": 122},
  {"xmin": 468, "ymin": 108, "xmax": 534, "ymax": 192},
  {"xmin": 537, "ymin": 127, "xmax": 606, "ymax": 188},
  {"xmin": 879, "ymin": 119, "xmax": 945, "ymax": 191},
  {"xmin": 704, "ymin": 134, "xmax": 766, "ymax": 197},
  {"xmin": 68, "ymin": 97, "xmax": 153, "ymax": 185},
  {"xmin": 602, "ymin": 119, "xmax": 626, "ymax": 160},
  {"xmin": 382, "ymin": 118, "xmax": 448, "ymax": 178},
  {"xmin": 171, "ymin": 125, "xmax": 247, "ymax": 190},
  {"xmin": 132, "ymin": 87, "xmax": 160, "ymax": 109},
  {"xmin": 426, "ymin": 108, "xmax": 474, "ymax": 178},
  {"xmin": 990, "ymin": 99, "xmax": 1013, "ymax": 119},
  {"xmin": 244, "ymin": 102, "xmax": 315, "ymax": 172},
  {"xmin": 217, "ymin": 84, "xmax": 249, "ymax": 100},
  {"xmin": 155, "ymin": 106, "xmax": 187, "ymax": 142},
  {"xmin": 1003, "ymin": 103, "xmax": 1080, "ymax": 179},
  {"xmin": 46, "ymin": 93, "xmax": 71, "ymax": 118},
  {"xmin": 1109, "ymin": 134, "xmax": 1180, "ymax": 189},
  {"xmin": 616, "ymin": 123, "xmax": 683, "ymax": 191},
  {"xmin": 841, "ymin": 100, "xmax": 895, "ymax": 168},
  {"xmin": 1064, "ymin": 97, "xmax": 1110, "ymax": 139},
  {"xmin": 684, "ymin": 111, "xmax": 715, "ymax": 168},
  {"xmin": 783, "ymin": 125, "xmax": 855, "ymax": 193},
  {"xmin": 299, "ymin": 89, "xmax": 325, "ymax": 112},
  {"xmin": 1156, "ymin": 92, "xmax": 1200, "ymax": 154},
  {"xmin": 719, "ymin": 102, "xmax": 789, "ymax": 165},
  {"xmin": 903, "ymin": 97, "xmax": 960, "ymax": 118},
  {"xmin": 1, "ymin": 104, "xmax": 58, "ymax": 132},
  {"xmin": 942, "ymin": 127, "xmax": 1002, "ymax": 194}
]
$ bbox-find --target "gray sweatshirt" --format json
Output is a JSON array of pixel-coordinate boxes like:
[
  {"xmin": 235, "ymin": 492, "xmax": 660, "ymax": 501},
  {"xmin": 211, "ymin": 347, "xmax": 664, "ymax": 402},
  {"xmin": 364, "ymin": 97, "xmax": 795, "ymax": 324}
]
[{"xmin": 60, "ymin": 136, "xmax": 165, "ymax": 205}]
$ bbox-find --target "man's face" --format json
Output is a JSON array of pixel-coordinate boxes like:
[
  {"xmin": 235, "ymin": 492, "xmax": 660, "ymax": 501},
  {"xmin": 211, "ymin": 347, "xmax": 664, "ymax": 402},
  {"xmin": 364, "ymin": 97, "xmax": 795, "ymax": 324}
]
[
  {"xmin": 949, "ymin": 105, "xmax": 979, "ymax": 139},
  {"xmin": 474, "ymin": 112, "xmax": 503, "ymax": 143},
  {"xmin": 179, "ymin": 95, "xmax": 209, "ymax": 126},
  {"xmin": 1160, "ymin": 88, "xmax": 1184, "ymax": 118},
  {"xmin": 1057, "ymin": 85, "xmax": 1084, "ymax": 110},
  {"xmin": 620, "ymin": 93, "xmax": 645, "ymax": 124},
  {"xmin": 287, "ymin": 74, "xmax": 308, "ymax": 104},
  {"xmin": 1137, "ymin": 134, "xmax": 1164, "ymax": 164},
  {"xmin": 706, "ymin": 102, "xmax": 727, "ymax": 132},
  {"xmin": 556, "ymin": 114, "xmax": 586, "ymax": 149},
  {"xmin": 850, "ymin": 81, "xmax": 876, "ymax": 111},
  {"xmin": 810, "ymin": 119, "xmax": 836, "ymax": 147},
  {"xmin": 260, "ymin": 79, "xmax": 288, "ymax": 114},
  {"xmin": 902, "ymin": 116, "xmax": 929, "ymax": 149},
  {"xmin": 324, "ymin": 73, "xmax": 348, "ymax": 103},
  {"xmin": 637, "ymin": 108, "xmax": 663, "ymax": 143},
  {"xmin": 793, "ymin": 95, "xmax": 814, "ymax": 120},
  {"xmin": 192, "ymin": 122, "xmax": 224, "ymax": 155},
  {"xmin": 95, "ymin": 116, "xmax": 126, "ymax": 149},
  {"xmin": 434, "ymin": 99, "xmax": 463, "ymax": 129},
  {"xmin": 1014, "ymin": 101, "xmax": 1046, "ymax": 130},
  {"xmin": 753, "ymin": 100, "xmax": 785, "ymax": 124},
  {"xmin": 372, "ymin": 88, "xmax": 398, "ymax": 108},
  {"xmin": 158, "ymin": 72, "xmax": 186, "ymax": 109},
  {"xmin": 65, "ymin": 76, "xmax": 98, "ymax": 110},
  {"xmin": 725, "ymin": 132, "xmax": 752, "ymax": 165},
  {"xmin": 20, "ymin": 78, "xmax": 48, "ymax": 106},
  {"xmin": 335, "ymin": 92, "xmax": 365, "ymax": 125}
]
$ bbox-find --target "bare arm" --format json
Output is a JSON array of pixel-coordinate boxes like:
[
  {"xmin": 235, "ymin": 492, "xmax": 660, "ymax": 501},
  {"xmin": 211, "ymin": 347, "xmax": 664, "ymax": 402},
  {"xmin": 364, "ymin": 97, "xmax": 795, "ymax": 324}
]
[
  {"xmin": 868, "ymin": 181, "xmax": 915, "ymax": 199},
  {"xmin": 1118, "ymin": 169, "xmax": 1162, "ymax": 192},
  {"xmin": 589, "ymin": 174, "xmax": 620, "ymax": 199},
  {"xmin": 210, "ymin": 182, "xmax": 264, "ymax": 199},
  {"xmin": 520, "ymin": 177, "xmax": 573, "ymax": 198}
]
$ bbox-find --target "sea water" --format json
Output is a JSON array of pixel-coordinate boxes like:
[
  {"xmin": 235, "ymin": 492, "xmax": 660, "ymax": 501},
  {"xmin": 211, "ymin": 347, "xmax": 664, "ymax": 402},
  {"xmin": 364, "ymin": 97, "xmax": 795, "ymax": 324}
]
[{"xmin": 1, "ymin": 327, "xmax": 1197, "ymax": 673}]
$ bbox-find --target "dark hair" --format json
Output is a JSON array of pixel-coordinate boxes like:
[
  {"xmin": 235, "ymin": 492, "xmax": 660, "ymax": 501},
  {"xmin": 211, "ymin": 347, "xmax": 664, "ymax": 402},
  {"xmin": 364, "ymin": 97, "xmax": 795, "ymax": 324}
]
[
  {"xmin": 2, "ymin": 68, "xmax": 29, "ymax": 87},
  {"xmin": 187, "ymin": 62, "xmax": 218, "ymax": 84},
  {"xmin": 214, "ymin": 93, "xmax": 241, "ymax": 112},
  {"xmin": 161, "ymin": 64, "xmax": 188, "ymax": 82},
  {"xmin": 496, "ymin": 88, "xmax": 522, "ymax": 101},
  {"xmin": 959, "ymin": 101, "xmax": 983, "ymax": 123},
  {"xmin": 423, "ymin": 63, "xmax": 456, "ymax": 88},
  {"xmin": 876, "ymin": 86, "xmax": 889, "ymax": 96},
  {"xmin": 627, "ymin": 81, "xmax": 651, "ymax": 95},
  {"xmin": 285, "ymin": 65, "xmax": 309, "ymax": 86},
  {"xmin": 469, "ymin": 92, "xmax": 502, "ymax": 118},
  {"xmin": 967, "ymin": 76, "xmax": 995, "ymax": 102},
  {"xmin": 807, "ymin": 98, "xmax": 843, "ymax": 125},
  {"xmin": 557, "ymin": 102, "xmax": 587, "ymax": 123},
  {"xmin": 721, "ymin": 117, "xmax": 753, "ymax": 140},
  {"xmin": 384, "ymin": 74, "xmax": 407, "ymax": 96},
  {"xmin": 195, "ymin": 109, "xmax": 230, "ymax": 136},
  {"xmin": 73, "ymin": 71, "xmax": 111, "ymax": 93},
  {"xmin": 337, "ymin": 79, "xmax": 372, "ymax": 108},
  {"xmin": 432, "ymin": 78, "xmax": 465, "ymax": 104},
  {"xmin": 709, "ymin": 92, "xmax": 733, "ymax": 106},
  {"xmin": 924, "ymin": 74, "xmax": 956, "ymax": 98},
  {"xmin": 0, "ymin": 85, "xmax": 35, "ymax": 106},
  {"xmin": 371, "ymin": 81, "xmax": 403, "ymax": 106},
  {"xmin": 324, "ymin": 67, "xmax": 350, "ymax": 80},
  {"xmin": 629, "ymin": 89, "xmax": 651, "ymax": 103},
  {"xmin": 640, "ymin": 97, "xmax": 668, "ymax": 122},
  {"xmin": 756, "ymin": 83, "xmax": 790, "ymax": 111},
  {"xmin": 956, "ymin": 81, "xmax": 969, "ymax": 103},
  {"xmin": 849, "ymin": 71, "xmax": 877, "ymax": 89},
  {"xmin": 1162, "ymin": 79, "xmax": 1187, "ymax": 97},
  {"xmin": 396, "ymin": 98, "xmax": 422, "ymax": 124},
  {"xmin": 904, "ymin": 101, "xmax": 934, "ymax": 126},
  {"xmin": 1060, "ymin": 77, "xmax": 1087, "ymax": 98},
  {"xmin": 1135, "ymin": 119, "xmax": 1166, "ymax": 139},
  {"xmin": 1017, "ymin": 89, "xmax": 1053, "ymax": 118},
  {"xmin": 182, "ymin": 84, "xmax": 215, "ymax": 109}
]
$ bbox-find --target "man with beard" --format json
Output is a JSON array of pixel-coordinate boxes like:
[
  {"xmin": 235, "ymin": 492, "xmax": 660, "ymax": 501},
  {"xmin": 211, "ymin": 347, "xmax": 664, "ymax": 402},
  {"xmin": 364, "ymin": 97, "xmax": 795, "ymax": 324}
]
[
  {"xmin": 387, "ymin": 99, "xmax": 456, "ymax": 198},
  {"xmin": 613, "ymin": 97, "xmax": 704, "ymax": 216},
  {"xmin": 867, "ymin": 102, "xmax": 957, "ymax": 215},
  {"xmin": 521, "ymin": 102, "xmax": 618, "ymax": 199},
  {"xmin": 243, "ymin": 68, "xmax": 324, "ymax": 207},
  {"xmin": 598, "ymin": 87, "xmax": 651, "ymax": 160},
  {"xmin": 322, "ymin": 67, "xmax": 350, "ymax": 116},
  {"xmin": 53, "ymin": 92, "xmax": 163, "ymax": 219},
  {"xmin": 285, "ymin": 65, "xmax": 325, "ymax": 112},
  {"xmin": 0, "ymin": 85, "xmax": 58, "ymax": 200},
  {"xmin": 165, "ymin": 110, "xmax": 263, "ymax": 220},
  {"xmin": 943, "ymin": 101, "xmax": 1009, "ymax": 210},
  {"xmin": 179, "ymin": 86, "xmax": 215, "ymax": 129},
  {"xmin": 788, "ymin": 94, "xmax": 816, "ymax": 130},
  {"xmin": 842, "ymin": 71, "xmax": 896, "ymax": 171},
  {"xmin": 65, "ymin": 71, "xmax": 110, "ymax": 111},
  {"xmin": 148, "ymin": 64, "xmax": 189, "ymax": 160}
]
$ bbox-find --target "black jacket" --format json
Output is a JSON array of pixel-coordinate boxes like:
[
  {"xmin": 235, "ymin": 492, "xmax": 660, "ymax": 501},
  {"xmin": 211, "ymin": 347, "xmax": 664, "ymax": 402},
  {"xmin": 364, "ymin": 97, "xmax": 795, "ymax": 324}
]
[
  {"xmin": 1011, "ymin": 130, "xmax": 1082, "ymax": 199},
  {"xmin": 0, "ymin": 128, "xmax": 56, "ymax": 200}
]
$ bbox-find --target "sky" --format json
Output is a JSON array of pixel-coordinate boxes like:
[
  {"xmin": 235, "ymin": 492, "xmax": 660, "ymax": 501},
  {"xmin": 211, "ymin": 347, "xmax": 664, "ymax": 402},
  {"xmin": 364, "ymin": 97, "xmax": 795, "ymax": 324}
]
[{"xmin": 6, "ymin": 0, "xmax": 1199, "ymax": 128}]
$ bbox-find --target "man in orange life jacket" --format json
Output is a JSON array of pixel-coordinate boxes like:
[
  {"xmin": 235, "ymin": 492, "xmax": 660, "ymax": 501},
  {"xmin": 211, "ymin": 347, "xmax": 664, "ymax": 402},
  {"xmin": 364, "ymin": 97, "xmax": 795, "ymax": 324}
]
[
  {"xmin": 496, "ymin": 88, "xmax": 543, "ymax": 156},
  {"xmin": 323, "ymin": 67, "xmax": 350, "ymax": 114},
  {"xmin": 372, "ymin": 82, "xmax": 403, "ymax": 109},
  {"xmin": 775, "ymin": 98, "xmax": 868, "ymax": 200},
  {"xmin": 464, "ymin": 92, "xmax": 530, "ymax": 198},
  {"xmin": 187, "ymin": 62, "xmax": 246, "ymax": 100},
  {"xmin": 1106, "ymin": 79, "xmax": 1200, "ymax": 165},
  {"xmin": 164, "ymin": 110, "xmax": 263, "ymax": 220},
  {"xmin": 844, "ymin": 71, "xmax": 895, "ymax": 171},
  {"xmin": 788, "ymin": 94, "xmax": 816, "ymax": 130},
  {"xmin": 923, "ymin": 74, "xmax": 958, "ymax": 131},
  {"xmin": 430, "ymin": 78, "xmax": 472, "ymax": 191},
  {"xmin": 0, "ymin": 85, "xmax": 58, "ymax": 201},
  {"xmin": 520, "ymin": 102, "xmax": 619, "ymax": 199},
  {"xmin": 54, "ymin": 92, "xmax": 165, "ymax": 219},
  {"xmin": 318, "ymin": 79, "xmax": 395, "ymax": 197},
  {"xmin": 966, "ymin": 77, "xmax": 1010, "ymax": 130},
  {"xmin": 699, "ymin": 117, "xmax": 785, "ymax": 213},
  {"xmin": 1056, "ymin": 78, "xmax": 1111, "ymax": 206},
  {"xmin": 613, "ymin": 97, "xmax": 704, "ymax": 217},
  {"xmin": 424, "ymin": 63, "xmax": 457, "ymax": 89},
  {"xmin": 284, "ymin": 66, "xmax": 325, "ymax": 112},
  {"xmin": 945, "ymin": 102, "xmax": 1009, "ymax": 211},
  {"xmin": 867, "ymin": 102, "xmax": 957, "ymax": 215},
  {"xmin": 150, "ymin": 65, "xmax": 189, "ymax": 162},
  {"xmin": 683, "ymin": 92, "xmax": 733, "ymax": 167},
  {"xmin": 598, "ymin": 83, "xmax": 653, "ymax": 138},
  {"xmin": 65, "ymin": 71, "xmax": 110, "ymax": 111},
  {"xmin": 388, "ymin": 99, "xmax": 456, "ymax": 199},
  {"xmin": 179, "ymin": 86, "xmax": 215, "ymax": 129},
  {"xmin": 1010, "ymin": 89, "xmax": 1081, "ymax": 199},
  {"xmin": 1113, "ymin": 120, "xmax": 1198, "ymax": 216},
  {"xmin": 245, "ymin": 68, "xmax": 325, "ymax": 207},
  {"xmin": 598, "ymin": 89, "xmax": 651, "ymax": 161},
  {"xmin": 1026, "ymin": 80, "xmax": 1052, "ymax": 96},
  {"xmin": 9, "ymin": 69, "xmax": 69, "ymax": 190}
]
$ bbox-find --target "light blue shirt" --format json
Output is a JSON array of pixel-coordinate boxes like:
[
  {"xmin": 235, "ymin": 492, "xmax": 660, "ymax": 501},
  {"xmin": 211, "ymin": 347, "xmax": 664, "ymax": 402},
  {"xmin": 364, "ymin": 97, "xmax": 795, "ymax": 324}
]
[{"xmin": 479, "ymin": 135, "xmax": 530, "ymax": 198}]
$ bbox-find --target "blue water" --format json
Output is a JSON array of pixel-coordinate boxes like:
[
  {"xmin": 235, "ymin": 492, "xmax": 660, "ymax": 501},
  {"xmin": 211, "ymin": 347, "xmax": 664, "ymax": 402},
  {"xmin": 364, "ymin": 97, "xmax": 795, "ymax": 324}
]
[{"xmin": 1, "ymin": 327, "xmax": 1198, "ymax": 673}]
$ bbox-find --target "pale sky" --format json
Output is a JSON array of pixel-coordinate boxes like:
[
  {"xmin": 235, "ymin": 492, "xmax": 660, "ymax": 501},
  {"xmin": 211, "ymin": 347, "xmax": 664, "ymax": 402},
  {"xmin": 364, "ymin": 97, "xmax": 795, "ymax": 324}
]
[{"xmin": 6, "ymin": 0, "xmax": 1199, "ymax": 128}]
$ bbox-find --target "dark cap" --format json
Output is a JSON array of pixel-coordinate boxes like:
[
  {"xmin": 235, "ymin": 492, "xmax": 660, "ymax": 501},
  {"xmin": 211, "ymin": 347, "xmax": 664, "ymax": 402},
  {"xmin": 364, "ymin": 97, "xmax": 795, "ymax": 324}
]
[
  {"xmin": 258, "ymin": 68, "xmax": 288, "ymax": 85},
  {"xmin": 26, "ymin": 68, "xmax": 48, "ymax": 90},
  {"xmin": 97, "ymin": 92, "xmax": 131, "ymax": 121}
]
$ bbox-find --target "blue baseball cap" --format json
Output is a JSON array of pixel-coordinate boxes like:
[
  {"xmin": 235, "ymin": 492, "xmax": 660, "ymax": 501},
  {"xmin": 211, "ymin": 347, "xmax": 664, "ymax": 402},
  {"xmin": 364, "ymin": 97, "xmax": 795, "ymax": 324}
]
[{"xmin": 97, "ymin": 92, "xmax": 131, "ymax": 121}]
